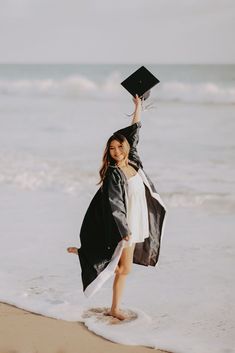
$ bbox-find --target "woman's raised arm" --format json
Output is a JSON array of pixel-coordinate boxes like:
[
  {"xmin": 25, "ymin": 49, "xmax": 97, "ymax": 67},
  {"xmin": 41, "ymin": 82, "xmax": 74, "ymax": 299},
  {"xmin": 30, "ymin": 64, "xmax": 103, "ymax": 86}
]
[
  {"xmin": 131, "ymin": 94, "xmax": 142, "ymax": 125},
  {"xmin": 112, "ymin": 94, "xmax": 143, "ymax": 168}
]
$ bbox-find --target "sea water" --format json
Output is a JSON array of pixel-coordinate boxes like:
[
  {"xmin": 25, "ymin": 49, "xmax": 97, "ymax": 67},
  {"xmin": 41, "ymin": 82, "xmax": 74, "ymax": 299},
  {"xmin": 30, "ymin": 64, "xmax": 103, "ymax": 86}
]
[{"xmin": 0, "ymin": 64, "xmax": 235, "ymax": 353}]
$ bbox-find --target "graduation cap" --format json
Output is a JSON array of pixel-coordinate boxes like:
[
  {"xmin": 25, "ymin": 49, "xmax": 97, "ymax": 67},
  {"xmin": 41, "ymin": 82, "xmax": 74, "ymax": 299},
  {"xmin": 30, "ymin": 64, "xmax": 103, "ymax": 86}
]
[{"xmin": 121, "ymin": 66, "xmax": 160, "ymax": 100}]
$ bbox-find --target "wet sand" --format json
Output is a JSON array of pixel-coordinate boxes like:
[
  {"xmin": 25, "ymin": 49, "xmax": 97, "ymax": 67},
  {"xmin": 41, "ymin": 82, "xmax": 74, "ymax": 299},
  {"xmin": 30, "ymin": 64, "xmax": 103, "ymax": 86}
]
[{"xmin": 0, "ymin": 302, "xmax": 170, "ymax": 353}]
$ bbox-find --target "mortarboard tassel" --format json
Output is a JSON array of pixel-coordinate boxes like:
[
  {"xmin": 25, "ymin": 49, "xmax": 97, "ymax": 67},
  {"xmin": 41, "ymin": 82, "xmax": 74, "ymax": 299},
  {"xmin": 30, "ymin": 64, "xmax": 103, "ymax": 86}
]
[{"xmin": 125, "ymin": 98, "xmax": 156, "ymax": 117}]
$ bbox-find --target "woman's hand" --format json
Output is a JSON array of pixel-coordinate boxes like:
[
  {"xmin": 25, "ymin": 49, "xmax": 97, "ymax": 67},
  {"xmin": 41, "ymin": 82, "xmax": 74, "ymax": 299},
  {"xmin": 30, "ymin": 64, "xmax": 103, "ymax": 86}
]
[
  {"xmin": 132, "ymin": 94, "xmax": 142, "ymax": 108},
  {"xmin": 123, "ymin": 235, "xmax": 131, "ymax": 241}
]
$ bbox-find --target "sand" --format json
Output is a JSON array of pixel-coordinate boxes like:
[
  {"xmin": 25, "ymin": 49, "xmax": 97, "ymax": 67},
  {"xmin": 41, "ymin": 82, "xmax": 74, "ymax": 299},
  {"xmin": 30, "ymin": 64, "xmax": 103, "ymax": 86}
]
[{"xmin": 0, "ymin": 302, "xmax": 170, "ymax": 353}]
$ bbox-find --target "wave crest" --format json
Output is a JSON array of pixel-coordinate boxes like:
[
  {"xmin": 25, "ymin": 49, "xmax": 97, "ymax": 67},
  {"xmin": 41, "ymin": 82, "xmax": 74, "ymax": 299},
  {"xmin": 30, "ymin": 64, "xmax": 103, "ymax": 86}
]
[
  {"xmin": 158, "ymin": 81, "xmax": 235, "ymax": 104},
  {"xmin": 0, "ymin": 73, "xmax": 234, "ymax": 104}
]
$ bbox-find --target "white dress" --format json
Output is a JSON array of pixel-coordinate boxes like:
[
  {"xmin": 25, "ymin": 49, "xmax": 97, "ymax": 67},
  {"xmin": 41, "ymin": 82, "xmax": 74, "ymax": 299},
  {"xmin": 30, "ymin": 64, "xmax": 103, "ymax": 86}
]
[{"xmin": 123, "ymin": 171, "xmax": 149, "ymax": 248}]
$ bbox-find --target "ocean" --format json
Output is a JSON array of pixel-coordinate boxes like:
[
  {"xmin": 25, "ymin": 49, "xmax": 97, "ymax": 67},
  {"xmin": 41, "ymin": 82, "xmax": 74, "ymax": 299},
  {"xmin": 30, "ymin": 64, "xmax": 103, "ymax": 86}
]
[{"xmin": 0, "ymin": 64, "xmax": 234, "ymax": 353}]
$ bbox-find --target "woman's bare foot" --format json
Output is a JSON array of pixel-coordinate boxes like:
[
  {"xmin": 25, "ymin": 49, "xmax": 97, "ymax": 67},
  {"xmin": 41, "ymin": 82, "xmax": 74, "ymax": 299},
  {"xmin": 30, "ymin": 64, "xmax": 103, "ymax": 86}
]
[
  {"xmin": 67, "ymin": 247, "xmax": 78, "ymax": 254},
  {"xmin": 106, "ymin": 309, "xmax": 128, "ymax": 321}
]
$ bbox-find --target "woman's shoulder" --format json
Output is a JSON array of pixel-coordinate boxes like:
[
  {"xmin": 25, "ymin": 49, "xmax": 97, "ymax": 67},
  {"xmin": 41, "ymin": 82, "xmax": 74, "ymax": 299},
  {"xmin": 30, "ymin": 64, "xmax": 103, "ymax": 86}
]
[{"xmin": 104, "ymin": 165, "xmax": 122, "ymax": 184}]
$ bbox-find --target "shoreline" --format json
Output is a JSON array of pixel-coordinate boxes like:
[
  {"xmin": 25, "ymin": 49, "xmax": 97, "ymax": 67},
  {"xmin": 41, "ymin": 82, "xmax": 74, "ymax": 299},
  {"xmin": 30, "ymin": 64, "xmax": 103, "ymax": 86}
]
[{"xmin": 0, "ymin": 302, "xmax": 170, "ymax": 353}]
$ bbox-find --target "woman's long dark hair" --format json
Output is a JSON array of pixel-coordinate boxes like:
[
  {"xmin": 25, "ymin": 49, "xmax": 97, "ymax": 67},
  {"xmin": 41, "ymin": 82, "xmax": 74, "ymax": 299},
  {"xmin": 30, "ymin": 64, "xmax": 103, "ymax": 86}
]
[{"xmin": 96, "ymin": 133, "xmax": 130, "ymax": 186}]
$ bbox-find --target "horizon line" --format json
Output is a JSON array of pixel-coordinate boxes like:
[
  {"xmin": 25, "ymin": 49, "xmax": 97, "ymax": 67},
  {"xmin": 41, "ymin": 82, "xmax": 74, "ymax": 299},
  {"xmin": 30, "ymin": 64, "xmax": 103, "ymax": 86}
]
[{"xmin": 0, "ymin": 61, "xmax": 234, "ymax": 65}]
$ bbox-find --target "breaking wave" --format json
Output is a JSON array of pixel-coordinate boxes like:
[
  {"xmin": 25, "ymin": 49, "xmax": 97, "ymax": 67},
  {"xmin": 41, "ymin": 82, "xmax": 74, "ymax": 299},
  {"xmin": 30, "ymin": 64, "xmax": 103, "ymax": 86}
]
[{"xmin": 0, "ymin": 73, "xmax": 235, "ymax": 105}]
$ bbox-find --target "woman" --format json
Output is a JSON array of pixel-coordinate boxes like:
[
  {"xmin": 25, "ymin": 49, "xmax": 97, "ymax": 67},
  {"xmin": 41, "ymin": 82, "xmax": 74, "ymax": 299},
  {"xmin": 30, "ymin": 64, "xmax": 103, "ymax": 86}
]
[{"xmin": 67, "ymin": 94, "xmax": 166, "ymax": 321}]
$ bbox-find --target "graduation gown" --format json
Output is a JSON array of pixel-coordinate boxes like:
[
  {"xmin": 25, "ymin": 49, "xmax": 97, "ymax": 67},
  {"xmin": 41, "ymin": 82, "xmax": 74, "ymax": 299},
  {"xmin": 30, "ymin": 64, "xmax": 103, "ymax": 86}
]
[{"xmin": 77, "ymin": 121, "xmax": 167, "ymax": 297}]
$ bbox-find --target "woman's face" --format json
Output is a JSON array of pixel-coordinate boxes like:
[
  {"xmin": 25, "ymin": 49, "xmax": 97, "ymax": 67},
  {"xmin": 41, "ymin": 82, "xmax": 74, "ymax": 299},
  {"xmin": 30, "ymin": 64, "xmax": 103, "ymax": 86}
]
[{"xmin": 109, "ymin": 140, "xmax": 126, "ymax": 163}]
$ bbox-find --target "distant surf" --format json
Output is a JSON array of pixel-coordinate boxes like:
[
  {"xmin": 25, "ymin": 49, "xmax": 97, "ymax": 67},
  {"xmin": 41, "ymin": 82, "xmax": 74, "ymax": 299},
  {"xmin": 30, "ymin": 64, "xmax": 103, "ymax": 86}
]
[{"xmin": 0, "ymin": 73, "xmax": 235, "ymax": 104}]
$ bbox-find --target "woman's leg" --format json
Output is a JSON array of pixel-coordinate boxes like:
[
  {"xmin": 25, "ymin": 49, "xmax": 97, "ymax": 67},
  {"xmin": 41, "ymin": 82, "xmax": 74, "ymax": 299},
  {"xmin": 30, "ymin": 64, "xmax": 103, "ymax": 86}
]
[{"xmin": 109, "ymin": 243, "xmax": 135, "ymax": 320}]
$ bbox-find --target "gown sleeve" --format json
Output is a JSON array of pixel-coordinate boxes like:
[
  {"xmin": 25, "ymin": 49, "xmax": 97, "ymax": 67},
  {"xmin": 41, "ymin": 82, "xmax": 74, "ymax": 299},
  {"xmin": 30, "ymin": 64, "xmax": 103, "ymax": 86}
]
[{"xmin": 113, "ymin": 121, "xmax": 143, "ymax": 169}]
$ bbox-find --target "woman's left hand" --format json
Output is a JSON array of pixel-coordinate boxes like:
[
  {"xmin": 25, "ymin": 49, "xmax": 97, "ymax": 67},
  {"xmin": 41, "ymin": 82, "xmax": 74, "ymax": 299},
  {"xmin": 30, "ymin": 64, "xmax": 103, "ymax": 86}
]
[{"xmin": 123, "ymin": 235, "xmax": 130, "ymax": 241}]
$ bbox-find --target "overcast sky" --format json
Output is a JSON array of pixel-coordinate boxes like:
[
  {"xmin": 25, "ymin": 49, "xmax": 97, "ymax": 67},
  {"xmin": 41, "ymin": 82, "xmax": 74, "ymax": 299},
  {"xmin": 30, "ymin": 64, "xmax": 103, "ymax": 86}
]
[{"xmin": 1, "ymin": 0, "xmax": 234, "ymax": 64}]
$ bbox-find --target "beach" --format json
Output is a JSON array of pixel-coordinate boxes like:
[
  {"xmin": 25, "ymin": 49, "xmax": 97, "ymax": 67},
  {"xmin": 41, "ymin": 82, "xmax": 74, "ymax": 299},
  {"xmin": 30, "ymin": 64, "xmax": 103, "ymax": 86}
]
[{"xmin": 0, "ymin": 302, "xmax": 169, "ymax": 353}]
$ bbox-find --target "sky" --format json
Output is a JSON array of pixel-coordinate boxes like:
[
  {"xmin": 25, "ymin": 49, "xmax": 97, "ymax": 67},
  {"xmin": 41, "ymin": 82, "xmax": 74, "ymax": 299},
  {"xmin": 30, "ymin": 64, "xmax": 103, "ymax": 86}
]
[{"xmin": 1, "ymin": 0, "xmax": 235, "ymax": 64}]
